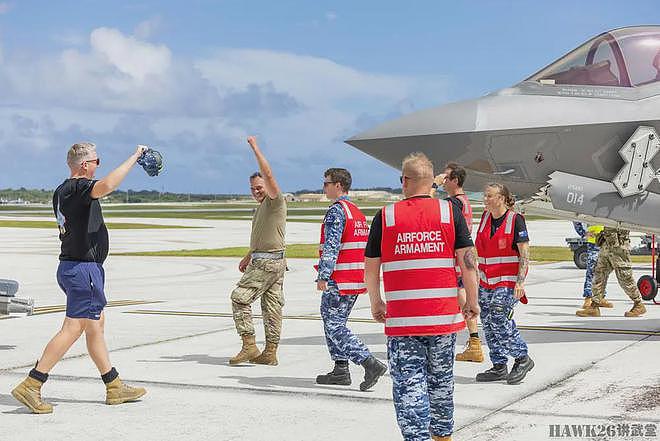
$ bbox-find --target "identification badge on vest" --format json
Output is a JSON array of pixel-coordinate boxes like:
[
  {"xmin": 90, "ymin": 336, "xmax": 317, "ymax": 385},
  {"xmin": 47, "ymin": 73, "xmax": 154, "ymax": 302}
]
[{"xmin": 498, "ymin": 238, "xmax": 507, "ymax": 249}]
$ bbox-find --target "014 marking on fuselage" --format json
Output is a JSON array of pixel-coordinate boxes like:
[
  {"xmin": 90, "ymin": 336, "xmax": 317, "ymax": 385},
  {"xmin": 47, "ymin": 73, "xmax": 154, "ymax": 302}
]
[{"xmin": 612, "ymin": 126, "xmax": 660, "ymax": 198}]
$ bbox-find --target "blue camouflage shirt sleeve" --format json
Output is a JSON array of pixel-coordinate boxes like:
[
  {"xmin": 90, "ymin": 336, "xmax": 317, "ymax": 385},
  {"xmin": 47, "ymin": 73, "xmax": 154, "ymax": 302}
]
[
  {"xmin": 573, "ymin": 221, "xmax": 587, "ymax": 238},
  {"xmin": 317, "ymin": 203, "xmax": 346, "ymax": 282}
]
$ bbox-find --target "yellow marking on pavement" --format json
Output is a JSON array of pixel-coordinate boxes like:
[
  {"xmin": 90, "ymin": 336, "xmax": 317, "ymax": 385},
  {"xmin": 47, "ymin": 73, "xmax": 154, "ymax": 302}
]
[
  {"xmin": 32, "ymin": 300, "xmax": 163, "ymax": 316},
  {"xmin": 124, "ymin": 309, "xmax": 660, "ymax": 336}
]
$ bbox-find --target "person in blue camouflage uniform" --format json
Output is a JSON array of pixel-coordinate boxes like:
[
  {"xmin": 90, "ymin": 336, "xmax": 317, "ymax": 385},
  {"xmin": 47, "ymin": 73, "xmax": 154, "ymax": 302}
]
[
  {"xmin": 479, "ymin": 286, "xmax": 528, "ymax": 366},
  {"xmin": 316, "ymin": 168, "xmax": 386, "ymax": 391},
  {"xmin": 476, "ymin": 183, "xmax": 534, "ymax": 385},
  {"xmin": 573, "ymin": 222, "xmax": 599, "ymax": 298},
  {"xmin": 365, "ymin": 154, "xmax": 481, "ymax": 441},
  {"xmin": 572, "ymin": 222, "xmax": 611, "ymax": 309},
  {"xmin": 387, "ymin": 334, "xmax": 457, "ymax": 441}
]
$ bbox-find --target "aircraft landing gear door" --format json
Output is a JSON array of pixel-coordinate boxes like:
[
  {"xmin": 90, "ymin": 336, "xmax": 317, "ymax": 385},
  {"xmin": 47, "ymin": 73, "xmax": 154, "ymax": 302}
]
[
  {"xmin": 612, "ymin": 126, "xmax": 660, "ymax": 197},
  {"xmin": 488, "ymin": 132, "xmax": 560, "ymax": 180}
]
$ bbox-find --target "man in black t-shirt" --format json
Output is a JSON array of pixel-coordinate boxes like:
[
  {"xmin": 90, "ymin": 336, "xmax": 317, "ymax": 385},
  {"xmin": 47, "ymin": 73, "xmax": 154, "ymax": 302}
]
[{"xmin": 12, "ymin": 142, "xmax": 149, "ymax": 414}]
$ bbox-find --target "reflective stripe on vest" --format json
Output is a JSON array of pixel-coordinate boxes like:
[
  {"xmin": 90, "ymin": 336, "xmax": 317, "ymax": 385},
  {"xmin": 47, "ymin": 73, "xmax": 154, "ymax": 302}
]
[
  {"xmin": 380, "ymin": 197, "xmax": 465, "ymax": 337},
  {"xmin": 382, "ymin": 258, "xmax": 455, "ymax": 272},
  {"xmin": 475, "ymin": 210, "xmax": 522, "ymax": 290},
  {"xmin": 317, "ymin": 199, "xmax": 368, "ymax": 295},
  {"xmin": 386, "ymin": 313, "xmax": 464, "ymax": 328},
  {"xmin": 385, "ymin": 287, "xmax": 458, "ymax": 302},
  {"xmin": 318, "ymin": 241, "xmax": 367, "ymax": 251}
]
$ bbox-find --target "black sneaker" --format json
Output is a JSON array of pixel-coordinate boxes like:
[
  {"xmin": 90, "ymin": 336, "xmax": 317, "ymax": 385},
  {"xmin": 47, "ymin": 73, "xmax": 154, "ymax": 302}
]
[
  {"xmin": 359, "ymin": 356, "xmax": 387, "ymax": 391},
  {"xmin": 316, "ymin": 361, "xmax": 351, "ymax": 386},
  {"xmin": 507, "ymin": 356, "xmax": 534, "ymax": 385},
  {"xmin": 476, "ymin": 364, "xmax": 508, "ymax": 382}
]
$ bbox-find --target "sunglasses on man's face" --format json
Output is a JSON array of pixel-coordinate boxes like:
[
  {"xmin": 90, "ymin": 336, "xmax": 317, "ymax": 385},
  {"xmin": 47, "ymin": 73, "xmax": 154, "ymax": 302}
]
[
  {"xmin": 323, "ymin": 181, "xmax": 337, "ymax": 187},
  {"xmin": 84, "ymin": 158, "xmax": 100, "ymax": 166}
]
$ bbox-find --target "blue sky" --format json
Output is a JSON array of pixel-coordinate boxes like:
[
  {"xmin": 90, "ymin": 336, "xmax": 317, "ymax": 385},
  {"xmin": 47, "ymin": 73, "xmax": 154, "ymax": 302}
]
[{"xmin": 0, "ymin": 1, "xmax": 658, "ymax": 193}]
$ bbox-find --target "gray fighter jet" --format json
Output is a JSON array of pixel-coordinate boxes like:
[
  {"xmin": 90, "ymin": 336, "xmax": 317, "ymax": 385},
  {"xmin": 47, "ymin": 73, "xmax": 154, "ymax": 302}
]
[{"xmin": 347, "ymin": 26, "xmax": 660, "ymax": 233}]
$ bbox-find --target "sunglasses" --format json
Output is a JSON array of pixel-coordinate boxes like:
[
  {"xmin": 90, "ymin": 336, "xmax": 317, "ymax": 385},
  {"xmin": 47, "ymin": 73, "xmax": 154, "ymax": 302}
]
[
  {"xmin": 84, "ymin": 158, "xmax": 100, "ymax": 166},
  {"xmin": 400, "ymin": 175, "xmax": 438, "ymax": 188},
  {"xmin": 323, "ymin": 181, "xmax": 337, "ymax": 187}
]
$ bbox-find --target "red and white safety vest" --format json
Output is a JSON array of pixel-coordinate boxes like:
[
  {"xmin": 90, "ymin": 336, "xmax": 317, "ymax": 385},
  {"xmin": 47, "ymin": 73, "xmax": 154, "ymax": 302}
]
[
  {"xmin": 453, "ymin": 194, "xmax": 473, "ymax": 276},
  {"xmin": 475, "ymin": 210, "xmax": 522, "ymax": 290},
  {"xmin": 381, "ymin": 198, "xmax": 465, "ymax": 337},
  {"xmin": 316, "ymin": 199, "xmax": 369, "ymax": 295}
]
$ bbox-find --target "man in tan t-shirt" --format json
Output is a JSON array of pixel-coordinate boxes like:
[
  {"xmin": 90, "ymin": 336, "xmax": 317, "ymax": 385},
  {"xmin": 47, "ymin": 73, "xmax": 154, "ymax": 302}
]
[{"xmin": 229, "ymin": 136, "xmax": 287, "ymax": 366}]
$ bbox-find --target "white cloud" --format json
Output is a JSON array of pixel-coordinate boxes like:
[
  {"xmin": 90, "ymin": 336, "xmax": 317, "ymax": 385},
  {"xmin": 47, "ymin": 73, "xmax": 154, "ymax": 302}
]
[
  {"xmin": 0, "ymin": 26, "xmax": 449, "ymax": 192},
  {"xmin": 91, "ymin": 27, "xmax": 171, "ymax": 82},
  {"xmin": 325, "ymin": 11, "xmax": 337, "ymax": 22},
  {"xmin": 196, "ymin": 48, "xmax": 413, "ymax": 108}
]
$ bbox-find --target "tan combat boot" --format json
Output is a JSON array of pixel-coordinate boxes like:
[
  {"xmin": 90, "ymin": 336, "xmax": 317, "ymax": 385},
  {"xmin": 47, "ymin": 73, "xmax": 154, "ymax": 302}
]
[
  {"xmin": 455, "ymin": 337, "xmax": 484, "ymax": 362},
  {"xmin": 624, "ymin": 302, "xmax": 647, "ymax": 317},
  {"xmin": 11, "ymin": 377, "xmax": 53, "ymax": 414},
  {"xmin": 576, "ymin": 304, "xmax": 601, "ymax": 317},
  {"xmin": 105, "ymin": 378, "xmax": 147, "ymax": 405},
  {"xmin": 432, "ymin": 435, "xmax": 452, "ymax": 441},
  {"xmin": 250, "ymin": 342, "xmax": 278, "ymax": 365},
  {"xmin": 582, "ymin": 298, "xmax": 613, "ymax": 308},
  {"xmin": 229, "ymin": 334, "xmax": 261, "ymax": 365}
]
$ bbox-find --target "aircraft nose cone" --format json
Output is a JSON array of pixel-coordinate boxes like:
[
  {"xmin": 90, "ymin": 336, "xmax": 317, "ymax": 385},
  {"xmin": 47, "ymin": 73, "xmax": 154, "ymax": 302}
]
[
  {"xmin": 345, "ymin": 99, "xmax": 481, "ymax": 170},
  {"xmin": 346, "ymin": 98, "xmax": 479, "ymax": 146}
]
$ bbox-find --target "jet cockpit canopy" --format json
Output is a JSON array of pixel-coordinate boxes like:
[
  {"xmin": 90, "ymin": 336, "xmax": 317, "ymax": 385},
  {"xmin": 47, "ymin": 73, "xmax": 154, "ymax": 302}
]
[{"xmin": 527, "ymin": 26, "xmax": 660, "ymax": 88}]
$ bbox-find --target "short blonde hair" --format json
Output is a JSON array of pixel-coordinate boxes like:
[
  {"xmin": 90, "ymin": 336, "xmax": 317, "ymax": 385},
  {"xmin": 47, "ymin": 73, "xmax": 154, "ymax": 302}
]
[
  {"xmin": 67, "ymin": 142, "xmax": 96, "ymax": 168},
  {"xmin": 402, "ymin": 152, "xmax": 434, "ymax": 180}
]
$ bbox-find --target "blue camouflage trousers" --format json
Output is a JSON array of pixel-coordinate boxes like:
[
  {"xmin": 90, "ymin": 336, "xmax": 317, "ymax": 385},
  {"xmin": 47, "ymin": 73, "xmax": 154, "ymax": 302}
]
[
  {"xmin": 479, "ymin": 286, "xmax": 528, "ymax": 365},
  {"xmin": 583, "ymin": 244, "xmax": 599, "ymax": 298},
  {"xmin": 320, "ymin": 286, "xmax": 371, "ymax": 364},
  {"xmin": 387, "ymin": 334, "xmax": 456, "ymax": 440}
]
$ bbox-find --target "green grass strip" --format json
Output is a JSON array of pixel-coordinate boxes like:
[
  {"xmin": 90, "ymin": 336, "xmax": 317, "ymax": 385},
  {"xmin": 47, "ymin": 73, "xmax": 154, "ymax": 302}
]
[
  {"xmin": 0, "ymin": 220, "xmax": 196, "ymax": 229},
  {"xmin": 115, "ymin": 244, "xmax": 655, "ymax": 263}
]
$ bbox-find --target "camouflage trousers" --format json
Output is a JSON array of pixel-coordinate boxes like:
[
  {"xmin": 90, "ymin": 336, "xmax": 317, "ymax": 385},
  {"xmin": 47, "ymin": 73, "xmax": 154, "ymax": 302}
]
[
  {"xmin": 387, "ymin": 334, "xmax": 456, "ymax": 440},
  {"xmin": 479, "ymin": 286, "xmax": 528, "ymax": 365},
  {"xmin": 592, "ymin": 245, "xmax": 641, "ymax": 304},
  {"xmin": 230, "ymin": 258, "xmax": 285, "ymax": 343},
  {"xmin": 582, "ymin": 244, "xmax": 600, "ymax": 298},
  {"xmin": 320, "ymin": 286, "xmax": 371, "ymax": 365}
]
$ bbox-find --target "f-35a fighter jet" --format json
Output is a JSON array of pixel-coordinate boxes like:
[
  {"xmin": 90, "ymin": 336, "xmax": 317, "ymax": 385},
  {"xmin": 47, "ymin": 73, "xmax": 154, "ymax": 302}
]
[{"xmin": 347, "ymin": 26, "xmax": 660, "ymax": 233}]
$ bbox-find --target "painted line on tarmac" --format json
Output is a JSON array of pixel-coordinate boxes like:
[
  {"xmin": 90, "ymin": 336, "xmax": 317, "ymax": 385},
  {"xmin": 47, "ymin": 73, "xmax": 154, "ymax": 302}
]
[
  {"xmin": 32, "ymin": 299, "xmax": 164, "ymax": 316},
  {"xmin": 123, "ymin": 309, "xmax": 660, "ymax": 336},
  {"xmin": 1, "ymin": 300, "xmax": 163, "ymax": 320}
]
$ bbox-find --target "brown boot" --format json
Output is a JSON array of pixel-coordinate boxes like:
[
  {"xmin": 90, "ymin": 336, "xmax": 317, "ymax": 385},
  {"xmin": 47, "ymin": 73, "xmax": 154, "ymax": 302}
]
[
  {"xmin": 11, "ymin": 377, "xmax": 53, "ymax": 414},
  {"xmin": 576, "ymin": 304, "xmax": 600, "ymax": 317},
  {"xmin": 581, "ymin": 297, "xmax": 592, "ymax": 309},
  {"xmin": 250, "ymin": 342, "xmax": 278, "ymax": 366},
  {"xmin": 229, "ymin": 334, "xmax": 261, "ymax": 365},
  {"xmin": 432, "ymin": 435, "xmax": 452, "ymax": 441},
  {"xmin": 624, "ymin": 301, "xmax": 647, "ymax": 317},
  {"xmin": 105, "ymin": 377, "xmax": 146, "ymax": 405},
  {"xmin": 599, "ymin": 298, "xmax": 614, "ymax": 308},
  {"xmin": 455, "ymin": 337, "xmax": 484, "ymax": 363}
]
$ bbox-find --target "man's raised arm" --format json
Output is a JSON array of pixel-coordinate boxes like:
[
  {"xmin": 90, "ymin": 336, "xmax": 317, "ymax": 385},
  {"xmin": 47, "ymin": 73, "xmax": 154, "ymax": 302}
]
[
  {"xmin": 247, "ymin": 136, "xmax": 281, "ymax": 199},
  {"xmin": 91, "ymin": 145, "xmax": 148, "ymax": 199}
]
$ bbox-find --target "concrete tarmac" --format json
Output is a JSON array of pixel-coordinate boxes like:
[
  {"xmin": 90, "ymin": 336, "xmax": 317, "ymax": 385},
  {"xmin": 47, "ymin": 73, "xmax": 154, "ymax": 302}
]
[{"xmin": 0, "ymin": 220, "xmax": 658, "ymax": 441}]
